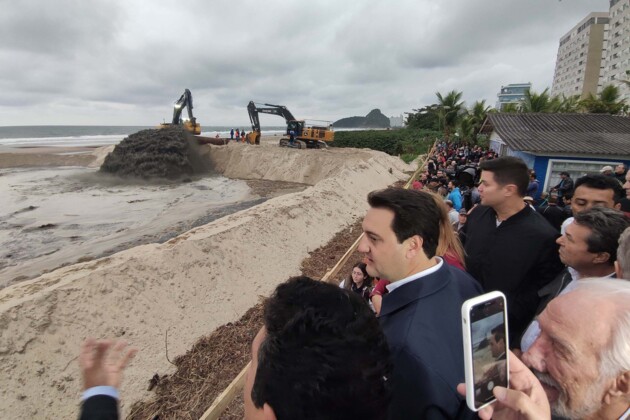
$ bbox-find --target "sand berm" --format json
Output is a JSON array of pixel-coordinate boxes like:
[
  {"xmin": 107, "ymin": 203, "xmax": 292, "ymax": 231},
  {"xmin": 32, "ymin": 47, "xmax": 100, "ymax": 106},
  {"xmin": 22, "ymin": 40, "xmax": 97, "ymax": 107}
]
[{"xmin": 0, "ymin": 139, "xmax": 413, "ymax": 419}]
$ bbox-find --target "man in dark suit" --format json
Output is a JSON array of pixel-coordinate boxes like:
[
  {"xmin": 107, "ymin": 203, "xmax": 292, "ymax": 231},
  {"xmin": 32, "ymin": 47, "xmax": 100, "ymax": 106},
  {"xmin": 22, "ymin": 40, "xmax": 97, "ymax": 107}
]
[
  {"xmin": 78, "ymin": 338, "xmax": 137, "ymax": 420},
  {"xmin": 358, "ymin": 188, "xmax": 482, "ymax": 419}
]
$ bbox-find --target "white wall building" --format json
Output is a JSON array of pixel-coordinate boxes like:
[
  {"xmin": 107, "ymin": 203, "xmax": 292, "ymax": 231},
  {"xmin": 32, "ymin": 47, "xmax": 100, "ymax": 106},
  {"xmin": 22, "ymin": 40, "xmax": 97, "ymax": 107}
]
[{"xmin": 600, "ymin": 0, "xmax": 630, "ymax": 102}]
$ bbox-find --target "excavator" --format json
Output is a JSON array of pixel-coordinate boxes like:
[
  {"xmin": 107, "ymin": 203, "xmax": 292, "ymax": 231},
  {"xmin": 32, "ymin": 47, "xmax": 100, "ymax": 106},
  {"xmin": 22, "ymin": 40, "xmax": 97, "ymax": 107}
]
[
  {"xmin": 245, "ymin": 101, "xmax": 334, "ymax": 148},
  {"xmin": 159, "ymin": 89, "xmax": 201, "ymax": 135}
]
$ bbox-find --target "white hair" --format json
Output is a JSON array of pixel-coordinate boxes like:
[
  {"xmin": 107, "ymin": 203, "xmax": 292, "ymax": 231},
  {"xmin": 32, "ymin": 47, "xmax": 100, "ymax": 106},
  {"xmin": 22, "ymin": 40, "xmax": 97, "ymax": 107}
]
[
  {"xmin": 618, "ymin": 227, "xmax": 630, "ymax": 278},
  {"xmin": 573, "ymin": 278, "xmax": 630, "ymax": 378}
]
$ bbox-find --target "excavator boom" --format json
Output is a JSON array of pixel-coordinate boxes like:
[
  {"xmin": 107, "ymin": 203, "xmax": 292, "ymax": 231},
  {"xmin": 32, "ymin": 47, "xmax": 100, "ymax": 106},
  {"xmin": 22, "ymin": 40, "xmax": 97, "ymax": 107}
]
[{"xmin": 159, "ymin": 89, "xmax": 201, "ymax": 135}]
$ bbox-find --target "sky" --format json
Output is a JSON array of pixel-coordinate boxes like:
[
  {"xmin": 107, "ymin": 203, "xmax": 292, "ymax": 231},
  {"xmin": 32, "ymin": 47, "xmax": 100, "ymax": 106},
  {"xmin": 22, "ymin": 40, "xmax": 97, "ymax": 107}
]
[{"xmin": 0, "ymin": 0, "xmax": 610, "ymax": 127}]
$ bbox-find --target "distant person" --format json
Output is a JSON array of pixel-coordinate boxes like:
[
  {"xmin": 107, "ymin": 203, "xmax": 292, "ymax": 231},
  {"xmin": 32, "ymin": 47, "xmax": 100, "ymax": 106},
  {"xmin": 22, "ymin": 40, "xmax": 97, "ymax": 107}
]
[
  {"xmin": 461, "ymin": 157, "xmax": 563, "ymax": 342},
  {"xmin": 456, "ymin": 209, "xmax": 468, "ymax": 233},
  {"xmin": 358, "ymin": 188, "xmax": 481, "ymax": 418},
  {"xmin": 235, "ymin": 129, "xmax": 241, "ymax": 141},
  {"xmin": 445, "ymin": 199, "xmax": 459, "ymax": 227},
  {"xmin": 230, "ymin": 128, "xmax": 234, "ymax": 140},
  {"xmin": 624, "ymin": 169, "xmax": 630, "ymax": 198},
  {"xmin": 240, "ymin": 129, "xmax": 245, "ymax": 141},
  {"xmin": 447, "ymin": 180, "xmax": 463, "ymax": 211},
  {"xmin": 600, "ymin": 164, "xmax": 614, "ymax": 177},
  {"xmin": 536, "ymin": 194, "xmax": 567, "ymax": 232},
  {"xmin": 614, "ymin": 163, "xmax": 627, "ymax": 185},
  {"xmin": 339, "ymin": 262, "xmax": 373, "ymax": 303},
  {"xmin": 550, "ymin": 171, "xmax": 573, "ymax": 204},
  {"xmin": 526, "ymin": 172, "xmax": 539, "ymax": 199}
]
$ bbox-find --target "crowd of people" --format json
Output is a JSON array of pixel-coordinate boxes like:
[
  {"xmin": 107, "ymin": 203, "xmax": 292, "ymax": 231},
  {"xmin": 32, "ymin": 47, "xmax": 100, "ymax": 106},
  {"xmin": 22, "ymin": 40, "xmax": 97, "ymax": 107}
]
[{"xmin": 77, "ymin": 144, "xmax": 630, "ymax": 420}]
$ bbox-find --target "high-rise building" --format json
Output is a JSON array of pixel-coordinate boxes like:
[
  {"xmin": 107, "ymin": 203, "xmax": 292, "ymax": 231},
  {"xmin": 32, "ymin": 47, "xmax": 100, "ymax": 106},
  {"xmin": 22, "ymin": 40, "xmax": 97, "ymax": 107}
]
[
  {"xmin": 551, "ymin": 12, "xmax": 610, "ymax": 99},
  {"xmin": 601, "ymin": 0, "xmax": 630, "ymax": 102},
  {"xmin": 496, "ymin": 83, "xmax": 532, "ymax": 110},
  {"xmin": 389, "ymin": 114, "xmax": 404, "ymax": 127}
]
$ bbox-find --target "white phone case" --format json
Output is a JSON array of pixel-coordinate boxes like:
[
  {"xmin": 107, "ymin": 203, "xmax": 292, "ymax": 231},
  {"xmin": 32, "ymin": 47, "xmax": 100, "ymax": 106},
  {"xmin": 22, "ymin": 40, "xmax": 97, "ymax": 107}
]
[{"xmin": 461, "ymin": 291, "xmax": 509, "ymax": 412}]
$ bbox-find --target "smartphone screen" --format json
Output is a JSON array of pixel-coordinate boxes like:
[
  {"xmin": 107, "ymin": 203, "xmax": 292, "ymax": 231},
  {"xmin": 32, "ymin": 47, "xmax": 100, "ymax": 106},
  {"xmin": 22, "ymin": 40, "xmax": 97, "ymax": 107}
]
[{"xmin": 468, "ymin": 295, "xmax": 508, "ymax": 410}]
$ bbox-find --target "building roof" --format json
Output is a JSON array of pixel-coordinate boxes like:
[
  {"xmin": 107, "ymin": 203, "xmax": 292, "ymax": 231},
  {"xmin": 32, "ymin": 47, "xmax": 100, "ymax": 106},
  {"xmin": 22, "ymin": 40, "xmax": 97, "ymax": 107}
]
[{"xmin": 483, "ymin": 113, "xmax": 630, "ymax": 155}]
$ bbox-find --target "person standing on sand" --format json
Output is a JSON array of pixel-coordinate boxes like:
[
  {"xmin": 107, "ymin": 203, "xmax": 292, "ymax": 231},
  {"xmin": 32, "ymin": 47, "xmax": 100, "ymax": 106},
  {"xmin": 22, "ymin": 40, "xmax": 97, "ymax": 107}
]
[
  {"xmin": 230, "ymin": 128, "xmax": 234, "ymax": 140},
  {"xmin": 240, "ymin": 129, "xmax": 245, "ymax": 142},
  {"xmin": 235, "ymin": 130, "xmax": 240, "ymax": 141}
]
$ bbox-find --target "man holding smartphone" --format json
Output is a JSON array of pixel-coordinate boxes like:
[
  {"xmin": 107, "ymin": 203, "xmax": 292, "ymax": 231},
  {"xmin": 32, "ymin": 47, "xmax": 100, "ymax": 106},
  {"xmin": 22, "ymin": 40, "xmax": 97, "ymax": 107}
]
[{"xmin": 358, "ymin": 188, "xmax": 482, "ymax": 419}]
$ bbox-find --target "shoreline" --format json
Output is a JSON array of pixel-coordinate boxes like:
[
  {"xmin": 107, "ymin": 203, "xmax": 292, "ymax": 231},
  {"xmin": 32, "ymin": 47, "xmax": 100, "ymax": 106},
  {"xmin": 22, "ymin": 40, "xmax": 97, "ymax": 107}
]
[{"xmin": 0, "ymin": 139, "xmax": 413, "ymax": 419}]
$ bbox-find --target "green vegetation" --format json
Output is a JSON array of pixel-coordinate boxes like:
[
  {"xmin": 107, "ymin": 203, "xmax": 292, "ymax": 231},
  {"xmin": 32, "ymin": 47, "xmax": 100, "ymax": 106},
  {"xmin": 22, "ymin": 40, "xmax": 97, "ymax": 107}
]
[{"xmin": 330, "ymin": 128, "xmax": 437, "ymax": 160}]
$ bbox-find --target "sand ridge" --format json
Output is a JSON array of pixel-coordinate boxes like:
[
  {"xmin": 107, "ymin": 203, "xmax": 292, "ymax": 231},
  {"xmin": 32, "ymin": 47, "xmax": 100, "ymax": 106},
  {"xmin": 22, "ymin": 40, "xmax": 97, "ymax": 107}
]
[{"xmin": 0, "ymin": 140, "xmax": 413, "ymax": 419}]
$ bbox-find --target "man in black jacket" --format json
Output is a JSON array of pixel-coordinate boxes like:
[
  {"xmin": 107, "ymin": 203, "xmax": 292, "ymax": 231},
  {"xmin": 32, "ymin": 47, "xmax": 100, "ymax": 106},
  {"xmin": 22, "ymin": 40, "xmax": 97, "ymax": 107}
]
[
  {"xmin": 550, "ymin": 171, "xmax": 574, "ymax": 204},
  {"xmin": 461, "ymin": 157, "xmax": 564, "ymax": 344}
]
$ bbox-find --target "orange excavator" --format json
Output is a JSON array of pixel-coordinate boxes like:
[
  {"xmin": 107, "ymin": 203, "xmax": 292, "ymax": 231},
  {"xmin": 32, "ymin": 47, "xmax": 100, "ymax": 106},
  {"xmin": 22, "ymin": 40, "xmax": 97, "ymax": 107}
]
[
  {"xmin": 245, "ymin": 101, "xmax": 334, "ymax": 148},
  {"xmin": 159, "ymin": 89, "xmax": 201, "ymax": 135}
]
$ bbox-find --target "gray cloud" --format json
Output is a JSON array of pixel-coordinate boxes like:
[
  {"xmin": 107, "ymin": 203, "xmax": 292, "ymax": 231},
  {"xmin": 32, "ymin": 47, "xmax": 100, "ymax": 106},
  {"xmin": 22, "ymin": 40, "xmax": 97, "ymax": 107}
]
[{"xmin": 0, "ymin": 0, "xmax": 610, "ymax": 125}]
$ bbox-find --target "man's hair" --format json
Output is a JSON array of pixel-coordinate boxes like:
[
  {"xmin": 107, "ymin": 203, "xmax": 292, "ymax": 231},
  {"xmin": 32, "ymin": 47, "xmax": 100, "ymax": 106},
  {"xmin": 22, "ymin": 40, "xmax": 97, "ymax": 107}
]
[
  {"xmin": 491, "ymin": 324, "xmax": 505, "ymax": 343},
  {"xmin": 444, "ymin": 199, "xmax": 454, "ymax": 208},
  {"xmin": 450, "ymin": 179, "xmax": 460, "ymax": 187},
  {"xmin": 573, "ymin": 279, "xmax": 630, "ymax": 379},
  {"xmin": 252, "ymin": 277, "xmax": 391, "ymax": 420},
  {"xmin": 367, "ymin": 188, "xmax": 441, "ymax": 258},
  {"xmin": 573, "ymin": 207, "xmax": 630, "ymax": 264},
  {"xmin": 479, "ymin": 156, "xmax": 529, "ymax": 197},
  {"xmin": 618, "ymin": 227, "xmax": 630, "ymax": 278},
  {"xmin": 574, "ymin": 174, "xmax": 625, "ymax": 204}
]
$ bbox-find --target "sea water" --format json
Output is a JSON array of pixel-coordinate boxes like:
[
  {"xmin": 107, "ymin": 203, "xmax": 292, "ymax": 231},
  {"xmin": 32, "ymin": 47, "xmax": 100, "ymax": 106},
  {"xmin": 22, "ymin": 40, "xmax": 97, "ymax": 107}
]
[{"xmin": 0, "ymin": 125, "xmax": 288, "ymax": 147}]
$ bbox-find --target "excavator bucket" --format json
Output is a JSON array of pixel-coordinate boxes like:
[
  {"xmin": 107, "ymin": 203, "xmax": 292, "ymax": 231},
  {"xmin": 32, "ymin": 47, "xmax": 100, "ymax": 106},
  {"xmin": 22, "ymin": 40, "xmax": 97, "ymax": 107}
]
[{"xmin": 245, "ymin": 131, "xmax": 260, "ymax": 145}]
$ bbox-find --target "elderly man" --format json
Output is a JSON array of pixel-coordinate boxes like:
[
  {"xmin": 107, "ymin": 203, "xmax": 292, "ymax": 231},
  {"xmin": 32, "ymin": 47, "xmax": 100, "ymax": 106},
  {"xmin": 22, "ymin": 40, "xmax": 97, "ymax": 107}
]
[
  {"xmin": 459, "ymin": 279, "xmax": 630, "ymax": 420},
  {"xmin": 616, "ymin": 227, "xmax": 630, "ymax": 279},
  {"xmin": 522, "ymin": 279, "xmax": 630, "ymax": 420},
  {"xmin": 614, "ymin": 163, "xmax": 627, "ymax": 185},
  {"xmin": 520, "ymin": 207, "xmax": 629, "ymax": 351}
]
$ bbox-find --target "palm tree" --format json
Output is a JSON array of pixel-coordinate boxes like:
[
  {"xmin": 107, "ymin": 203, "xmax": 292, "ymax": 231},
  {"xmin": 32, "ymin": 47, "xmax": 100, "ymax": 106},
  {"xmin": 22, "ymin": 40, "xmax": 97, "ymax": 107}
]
[
  {"xmin": 458, "ymin": 116, "xmax": 475, "ymax": 144},
  {"xmin": 435, "ymin": 90, "xmax": 464, "ymax": 140},
  {"xmin": 469, "ymin": 100, "xmax": 492, "ymax": 139},
  {"xmin": 581, "ymin": 85, "xmax": 626, "ymax": 114},
  {"xmin": 500, "ymin": 103, "xmax": 520, "ymax": 113},
  {"xmin": 551, "ymin": 94, "xmax": 581, "ymax": 113},
  {"xmin": 521, "ymin": 88, "xmax": 553, "ymax": 113}
]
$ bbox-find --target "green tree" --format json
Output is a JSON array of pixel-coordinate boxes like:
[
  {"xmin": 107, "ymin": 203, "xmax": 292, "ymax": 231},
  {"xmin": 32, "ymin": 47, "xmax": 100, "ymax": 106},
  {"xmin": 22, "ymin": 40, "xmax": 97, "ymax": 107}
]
[
  {"xmin": 500, "ymin": 103, "xmax": 520, "ymax": 113},
  {"xmin": 405, "ymin": 105, "xmax": 439, "ymax": 131},
  {"xmin": 435, "ymin": 90, "xmax": 465, "ymax": 140},
  {"xmin": 458, "ymin": 116, "xmax": 475, "ymax": 144},
  {"xmin": 551, "ymin": 94, "xmax": 581, "ymax": 113},
  {"xmin": 468, "ymin": 100, "xmax": 492, "ymax": 140},
  {"xmin": 521, "ymin": 88, "xmax": 553, "ymax": 113},
  {"xmin": 581, "ymin": 85, "xmax": 626, "ymax": 114}
]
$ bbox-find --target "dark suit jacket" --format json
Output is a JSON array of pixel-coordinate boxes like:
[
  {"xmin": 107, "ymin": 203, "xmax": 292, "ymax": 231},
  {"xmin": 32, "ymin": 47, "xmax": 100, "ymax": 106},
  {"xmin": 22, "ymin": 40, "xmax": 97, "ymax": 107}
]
[
  {"xmin": 379, "ymin": 263, "xmax": 483, "ymax": 419},
  {"xmin": 461, "ymin": 205, "xmax": 564, "ymax": 342},
  {"xmin": 79, "ymin": 395, "xmax": 119, "ymax": 420}
]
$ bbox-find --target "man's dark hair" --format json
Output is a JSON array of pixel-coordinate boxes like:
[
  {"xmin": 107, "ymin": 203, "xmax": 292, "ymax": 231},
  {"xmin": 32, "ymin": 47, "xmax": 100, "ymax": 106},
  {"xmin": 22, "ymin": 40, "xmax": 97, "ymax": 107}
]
[
  {"xmin": 479, "ymin": 156, "xmax": 529, "ymax": 197},
  {"xmin": 574, "ymin": 207, "xmax": 630, "ymax": 264},
  {"xmin": 491, "ymin": 324, "xmax": 505, "ymax": 343},
  {"xmin": 574, "ymin": 174, "xmax": 625, "ymax": 204},
  {"xmin": 560, "ymin": 171, "xmax": 570, "ymax": 177},
  {"xmin": 450, "ymin": 179, "xmax": 460, "ymax": 187},
  {"xmin": 367, "ymin": 188, "xmax": 441, "ymax": 258},
  {"xmin": 252, "ymin": 277, "xmax": 391, "ymax": 420}
]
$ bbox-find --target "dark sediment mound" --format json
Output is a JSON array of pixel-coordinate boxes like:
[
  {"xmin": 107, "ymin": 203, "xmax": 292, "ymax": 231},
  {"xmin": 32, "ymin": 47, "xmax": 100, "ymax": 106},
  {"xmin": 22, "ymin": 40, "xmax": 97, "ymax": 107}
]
[{"xmin": 100, "ymin": 127, "xmax": 209, "ymax": 179}]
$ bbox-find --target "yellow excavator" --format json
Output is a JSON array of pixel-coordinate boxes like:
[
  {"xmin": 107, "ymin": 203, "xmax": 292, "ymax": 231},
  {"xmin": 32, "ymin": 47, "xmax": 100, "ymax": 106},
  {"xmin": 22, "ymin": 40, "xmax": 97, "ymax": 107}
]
[
  {"xmin": 245, "ymin": 101, "xmax": 334, "ymax": 148},
  {"xmin": 159, "ymin": 89, "xmax": 201, "ymax": 135}
]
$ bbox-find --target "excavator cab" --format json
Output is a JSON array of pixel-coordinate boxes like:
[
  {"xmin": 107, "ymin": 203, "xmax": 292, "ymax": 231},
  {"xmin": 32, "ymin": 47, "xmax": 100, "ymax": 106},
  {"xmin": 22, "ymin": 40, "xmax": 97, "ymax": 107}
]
[{"xmin": 159, "ymin": 89, "xmax": 201, "ymax": 135}]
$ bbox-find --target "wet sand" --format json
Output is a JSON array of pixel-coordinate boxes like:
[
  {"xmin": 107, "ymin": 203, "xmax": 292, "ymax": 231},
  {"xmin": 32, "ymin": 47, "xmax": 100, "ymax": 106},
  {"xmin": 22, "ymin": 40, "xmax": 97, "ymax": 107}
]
[{"xmin": 0, "ymin": 139, "xmax": 413, "ymax": 419}]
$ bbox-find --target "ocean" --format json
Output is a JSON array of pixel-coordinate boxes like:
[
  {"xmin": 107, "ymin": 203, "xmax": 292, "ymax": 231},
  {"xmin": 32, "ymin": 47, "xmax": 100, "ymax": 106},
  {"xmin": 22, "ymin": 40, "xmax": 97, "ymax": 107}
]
[{"xmin": 0, "ymin": 125, "xmax": 288, "ymax": 147}]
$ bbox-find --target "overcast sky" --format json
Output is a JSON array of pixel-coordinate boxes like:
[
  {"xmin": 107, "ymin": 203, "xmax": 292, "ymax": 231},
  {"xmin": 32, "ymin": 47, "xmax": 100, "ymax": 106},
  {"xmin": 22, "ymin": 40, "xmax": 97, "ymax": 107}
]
[{"xmin": 0, "ymin": 0, "xmax": 610, "ymax": 127}]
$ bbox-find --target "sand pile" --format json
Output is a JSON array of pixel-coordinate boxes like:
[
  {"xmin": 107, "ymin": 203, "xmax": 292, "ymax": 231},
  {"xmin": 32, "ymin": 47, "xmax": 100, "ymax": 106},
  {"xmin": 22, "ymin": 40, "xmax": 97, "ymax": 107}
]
[
  {"xmin": 100, "ymin": 127, "xmax": 210, "ymax": 179},
  {"xmin": 0, "ymin": 143, "xmax": 413, "ymax": 419}
]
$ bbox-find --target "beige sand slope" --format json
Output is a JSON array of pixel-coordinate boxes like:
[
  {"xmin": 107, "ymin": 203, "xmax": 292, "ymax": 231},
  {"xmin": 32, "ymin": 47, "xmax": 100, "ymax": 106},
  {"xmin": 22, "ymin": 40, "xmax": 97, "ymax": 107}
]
[{"xmin": 0, "ymin": 141, "xmax": 412, "ymax": 419}]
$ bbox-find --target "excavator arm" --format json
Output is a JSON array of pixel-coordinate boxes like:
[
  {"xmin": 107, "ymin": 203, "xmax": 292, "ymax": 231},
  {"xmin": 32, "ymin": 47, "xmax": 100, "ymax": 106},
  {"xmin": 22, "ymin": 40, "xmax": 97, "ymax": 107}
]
[
  {"xmin": 160, "ymin": 89, "xmax": 201, "ymax": 135},
  {"xmin": 246, "ymin": 101, "xmax": 300, "ymax": 145}
]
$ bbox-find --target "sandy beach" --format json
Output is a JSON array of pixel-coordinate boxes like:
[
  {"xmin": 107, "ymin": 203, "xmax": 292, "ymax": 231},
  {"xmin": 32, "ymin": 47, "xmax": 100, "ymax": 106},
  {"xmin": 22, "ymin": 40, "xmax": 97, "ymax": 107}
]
[{"xmin": 0, "ymin": 137, "xmax": 413, "ymax": 419}]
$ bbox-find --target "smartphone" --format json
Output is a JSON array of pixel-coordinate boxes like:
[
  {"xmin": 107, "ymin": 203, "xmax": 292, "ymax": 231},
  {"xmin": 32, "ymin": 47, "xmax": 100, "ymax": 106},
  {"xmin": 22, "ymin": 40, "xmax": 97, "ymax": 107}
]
[{"xmin": 461, "ymin": 291, "xmax": 509, "ymax": 412}]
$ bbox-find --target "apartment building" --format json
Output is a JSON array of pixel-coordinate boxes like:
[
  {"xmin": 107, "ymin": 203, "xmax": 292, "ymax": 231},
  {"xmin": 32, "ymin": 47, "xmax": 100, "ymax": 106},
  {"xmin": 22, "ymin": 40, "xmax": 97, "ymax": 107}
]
[
  {"xmin": 551, "ymin": 12, "xmax": 610, "ymax": 99},
  {"xmin": 601, "ymin": 0, "xmax": 630, "ymax": 102},
  {"xmin": 496, "ymin": 83, "xmax": 532, "ymax": 110}
]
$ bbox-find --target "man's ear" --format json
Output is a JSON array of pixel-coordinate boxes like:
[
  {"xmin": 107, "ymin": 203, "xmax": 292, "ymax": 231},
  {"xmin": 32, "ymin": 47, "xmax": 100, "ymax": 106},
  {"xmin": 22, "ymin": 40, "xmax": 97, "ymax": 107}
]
[
  {"xmin": 603, "ymin": 371, "xmax": 630, "ymax": 404},
  {"xmin": 263, "ymin": 403, "xmax": 277, "ymax": 420},
  {"xmin": 614, "ymin": 202, "xmax": 622, "ymax": 211},
  {"xmin": 406, "ymin": 235, "xmax": 424, "ymax": 258},
  {"xmin": 592, "ymin": 252, "xmax": 611, "ymax": 265},
  {"xmin": 503, "ymin": 184, "xmax": 518, "ymax": 197},
  {"xmin": 614, "ymin": 260, "xmax": 623, "ymax": 279}
]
